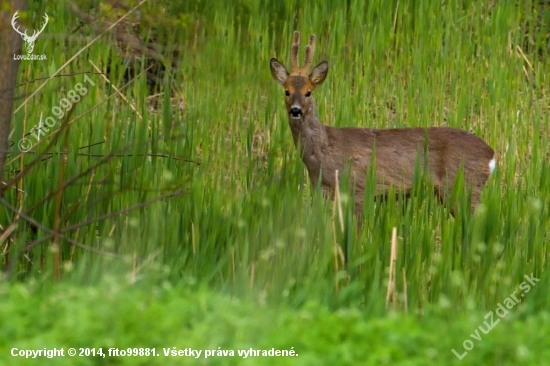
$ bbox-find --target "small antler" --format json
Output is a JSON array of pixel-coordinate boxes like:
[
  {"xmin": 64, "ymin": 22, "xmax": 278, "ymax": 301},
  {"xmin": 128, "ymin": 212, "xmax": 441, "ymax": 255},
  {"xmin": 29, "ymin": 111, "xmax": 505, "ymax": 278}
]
[
  {"xmin": 289, "ymin": 32, "xmax": 317, "ymax": 74},
  {"xmin": 302, "ymin": 34, "xmax": 316, "ymax": 72},
  {"xmin": 290, "ymin": 31, "xmax": 300, "ymax": 72}
]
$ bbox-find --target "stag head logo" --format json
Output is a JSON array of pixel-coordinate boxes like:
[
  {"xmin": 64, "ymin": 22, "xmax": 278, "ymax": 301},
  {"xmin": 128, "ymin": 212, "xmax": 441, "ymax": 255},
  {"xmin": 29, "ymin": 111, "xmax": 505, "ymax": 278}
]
[{"xmin": 11, "ymin": 11, "xmax": 48, "ymax": 54}]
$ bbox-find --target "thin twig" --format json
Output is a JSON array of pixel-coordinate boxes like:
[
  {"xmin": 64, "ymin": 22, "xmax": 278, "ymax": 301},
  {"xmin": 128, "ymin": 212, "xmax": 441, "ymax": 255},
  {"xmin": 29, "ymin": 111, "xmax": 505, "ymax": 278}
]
[
  {"xmin": 27, "ymin": 151, "xmax": 200, "ymax": 164},
  {"xmin": 385, "ymin": 227, "xmax": 398, "ymax": 310},
  {"xmin": 88, "ymin": 60, "xmax": 142, "ymax": 119},
  {"xmin": 516, "ymin": 44, "xmax": 533, "ymax": 70},
  {"xmin": 60, "ymin": 188, "xmax": 184, "ymax": 235},
  {"xmin": 18, "ymin": 188, "xmax": 183, "ymax": 253},
  {"xmin": 79, "ymin": 140, "xmax": 105, "ymax": 149},
  {"xmin": 0, "ymin": 195, "xmax": 116, "ymax": 257},
  {"xmin": 402, "ymin": 268, "xmax": 408, "ymax": 314},
  {"xmin": 16, "ymin": 72, "xmax": 106, "ymax": 88},
  {"xmin": 332, "ymin": 171, "xmax": 339, "ymax": 291}
]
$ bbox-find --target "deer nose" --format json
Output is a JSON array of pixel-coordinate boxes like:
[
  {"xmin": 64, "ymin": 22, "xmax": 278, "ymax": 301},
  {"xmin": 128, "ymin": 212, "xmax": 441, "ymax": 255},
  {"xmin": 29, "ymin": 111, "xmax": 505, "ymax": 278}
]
[{"xmin": 289, "ymin": 107, "xmax": 302, "ymax": 118}]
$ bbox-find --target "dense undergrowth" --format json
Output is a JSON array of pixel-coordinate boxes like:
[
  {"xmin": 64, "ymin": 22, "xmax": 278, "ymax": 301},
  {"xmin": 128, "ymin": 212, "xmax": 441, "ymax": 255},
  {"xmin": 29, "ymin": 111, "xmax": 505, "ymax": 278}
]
[{"xmin": 1, "ymin": 0, "xmax": 549, "ymax": 364}]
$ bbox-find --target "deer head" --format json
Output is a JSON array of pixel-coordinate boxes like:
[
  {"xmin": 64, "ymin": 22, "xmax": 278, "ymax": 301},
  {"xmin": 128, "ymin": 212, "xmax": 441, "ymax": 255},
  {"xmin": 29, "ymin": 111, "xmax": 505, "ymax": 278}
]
[
  {"xmin": 270, "ymin": 32, "xmax": 328, "ymax": 120},
  {"xmin": 11, "ymin": 11, "xmax": 49, "ymax": 54}
]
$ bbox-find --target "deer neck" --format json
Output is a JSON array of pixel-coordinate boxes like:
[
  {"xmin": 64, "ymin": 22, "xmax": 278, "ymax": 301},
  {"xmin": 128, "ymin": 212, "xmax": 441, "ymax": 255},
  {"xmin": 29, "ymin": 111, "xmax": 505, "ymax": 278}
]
[{"xmin": 287, "ymin": 98, "xmax": 327, "ymax": 162}]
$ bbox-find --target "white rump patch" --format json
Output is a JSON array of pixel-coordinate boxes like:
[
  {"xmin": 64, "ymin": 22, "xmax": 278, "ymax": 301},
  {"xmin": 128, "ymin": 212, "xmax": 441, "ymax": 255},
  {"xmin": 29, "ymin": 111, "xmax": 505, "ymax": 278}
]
[{"xmin": 489, "ymin": 158, "xmax": 496, "ymax": 173}]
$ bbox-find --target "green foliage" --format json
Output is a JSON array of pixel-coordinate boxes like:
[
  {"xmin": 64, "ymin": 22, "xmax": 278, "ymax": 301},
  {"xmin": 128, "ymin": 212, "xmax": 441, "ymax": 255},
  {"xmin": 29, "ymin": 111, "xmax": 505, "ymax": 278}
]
[
  {"xmin": 1, "ymin": 279, "xmax": 549, "ymax": 365},
  {"xmin": 1, "ymin": 0, "xmax": 550, "ymax": 363}
]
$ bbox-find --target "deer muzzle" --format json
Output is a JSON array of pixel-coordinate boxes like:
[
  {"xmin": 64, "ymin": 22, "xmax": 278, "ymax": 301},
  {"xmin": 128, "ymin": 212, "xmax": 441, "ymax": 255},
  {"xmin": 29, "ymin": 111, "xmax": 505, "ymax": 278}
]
[{"xmin": 289, "ymin": 106, "xmax": 302, "ymax": 119}]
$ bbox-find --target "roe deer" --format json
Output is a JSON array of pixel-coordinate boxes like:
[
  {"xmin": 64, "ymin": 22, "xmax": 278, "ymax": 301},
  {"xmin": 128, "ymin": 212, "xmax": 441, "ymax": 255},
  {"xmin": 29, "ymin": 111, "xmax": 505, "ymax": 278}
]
[{"xmin": 270, "ymin": 32, "xmax": 495, "ymax": 215}]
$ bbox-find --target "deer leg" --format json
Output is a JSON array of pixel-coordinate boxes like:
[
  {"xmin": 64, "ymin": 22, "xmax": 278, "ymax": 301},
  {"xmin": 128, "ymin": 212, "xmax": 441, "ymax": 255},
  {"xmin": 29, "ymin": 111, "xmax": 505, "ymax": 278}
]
[
  {"xmin": 470, "ymin": 187, "xmax": 482, "ymax": 214},
  {"xmin": 434, "ymin": 184, "xmax": 456, "ymax": 216}
]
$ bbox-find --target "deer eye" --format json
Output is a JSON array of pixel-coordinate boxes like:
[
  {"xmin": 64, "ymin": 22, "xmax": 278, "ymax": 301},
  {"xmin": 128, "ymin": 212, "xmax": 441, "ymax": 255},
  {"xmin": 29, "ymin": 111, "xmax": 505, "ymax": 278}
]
[
  {"xmin": 285, "ymin": 90, "xmax": 290, "ymax": 96},
  {"xmin": 305, "ymin": 91, "xmax": 311, "ymax": 97}
]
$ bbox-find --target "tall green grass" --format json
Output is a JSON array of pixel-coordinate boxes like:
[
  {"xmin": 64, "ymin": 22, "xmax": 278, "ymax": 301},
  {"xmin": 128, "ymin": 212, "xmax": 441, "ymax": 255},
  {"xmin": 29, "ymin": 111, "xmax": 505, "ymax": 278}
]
[{"xmin": 1, "ymin": 0, "xmax": 549, "ymax": 363}]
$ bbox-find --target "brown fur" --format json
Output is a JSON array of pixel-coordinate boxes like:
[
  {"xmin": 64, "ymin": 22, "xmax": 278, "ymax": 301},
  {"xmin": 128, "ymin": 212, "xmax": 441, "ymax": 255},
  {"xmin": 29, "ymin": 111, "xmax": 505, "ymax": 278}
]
[{"xmin": 270, "ymin": 32, "xmax": 495, "ymax": 215}]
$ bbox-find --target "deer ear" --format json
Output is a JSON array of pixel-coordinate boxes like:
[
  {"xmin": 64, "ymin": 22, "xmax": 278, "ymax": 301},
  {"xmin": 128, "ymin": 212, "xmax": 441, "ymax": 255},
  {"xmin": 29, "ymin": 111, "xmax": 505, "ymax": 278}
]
[
  {"xmin": 270, "ymin": 58, "xmax": 289, "ymax": 84},
  {"xmin": 309, "ymin": 61, "xmax": 328, "ymax": 85}
]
